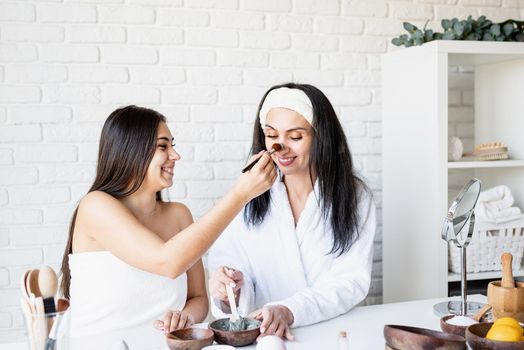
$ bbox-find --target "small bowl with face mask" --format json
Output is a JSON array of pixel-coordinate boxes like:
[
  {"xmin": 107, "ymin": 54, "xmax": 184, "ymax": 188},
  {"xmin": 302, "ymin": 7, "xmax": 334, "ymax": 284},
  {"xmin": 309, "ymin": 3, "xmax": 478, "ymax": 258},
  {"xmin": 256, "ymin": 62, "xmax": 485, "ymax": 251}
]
[
  {"xmin": 208, "ymin": 318, "xmax": 261, "ymax": 347},
  {"xmin": 166, "ymin": 328, "xmax": 214, "ymax": 350}
]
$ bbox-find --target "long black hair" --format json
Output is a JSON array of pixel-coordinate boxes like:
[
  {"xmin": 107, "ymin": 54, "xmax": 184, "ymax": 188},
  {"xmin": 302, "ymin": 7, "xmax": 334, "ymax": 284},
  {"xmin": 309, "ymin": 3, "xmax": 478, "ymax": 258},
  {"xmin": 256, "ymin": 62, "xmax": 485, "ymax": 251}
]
[
  {"xmin": 244, "ymin": 83, "xmax": 369, "ymax": 256},
  {"xmin": 60, "ymin": 105, "xmax": 166, "ymax": 298}
]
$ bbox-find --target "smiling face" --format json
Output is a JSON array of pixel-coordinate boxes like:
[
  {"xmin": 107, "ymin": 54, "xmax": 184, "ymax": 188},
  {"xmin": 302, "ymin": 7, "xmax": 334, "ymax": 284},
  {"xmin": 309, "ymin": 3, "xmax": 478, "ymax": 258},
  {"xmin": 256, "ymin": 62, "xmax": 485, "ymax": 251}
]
[
  {"xmin": 264, "ymin": 107, "xmax": 314, "ymax": 178},
  {"xmin": 143, "ymin": 121, "xmax": 180, "ymax": 192}
]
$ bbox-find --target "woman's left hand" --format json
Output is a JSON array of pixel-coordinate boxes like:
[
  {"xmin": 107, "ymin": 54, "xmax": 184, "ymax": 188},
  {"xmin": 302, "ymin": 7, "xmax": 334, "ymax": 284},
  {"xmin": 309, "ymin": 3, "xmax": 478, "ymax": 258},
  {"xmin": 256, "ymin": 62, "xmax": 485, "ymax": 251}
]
[
  {"xmin": 248, "ymin": 305, "xmax": 294, "ymax": 340},
  {"xmin": 154, "ymin": 310, "xmax": 195, "ymax": 333}
]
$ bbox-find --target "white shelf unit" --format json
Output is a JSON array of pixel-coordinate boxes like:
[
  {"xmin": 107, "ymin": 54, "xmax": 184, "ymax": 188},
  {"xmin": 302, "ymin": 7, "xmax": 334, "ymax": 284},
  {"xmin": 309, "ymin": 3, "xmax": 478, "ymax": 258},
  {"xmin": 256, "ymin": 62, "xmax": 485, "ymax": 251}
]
[
  {"xmin": 382, "ymin": 41, "xmax": 524, "ymax": 303},
  {"xmin": 447, "ymin": 269, "xmax": 524, "ymax": 283}
]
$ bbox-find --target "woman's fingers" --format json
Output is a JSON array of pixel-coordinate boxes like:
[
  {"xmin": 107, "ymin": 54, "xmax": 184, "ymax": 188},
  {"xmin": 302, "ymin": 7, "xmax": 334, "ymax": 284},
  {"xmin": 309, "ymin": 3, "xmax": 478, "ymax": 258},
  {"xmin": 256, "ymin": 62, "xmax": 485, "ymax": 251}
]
[
  {"xmin": 177, "ymin": 312, "xmax": 188, "ymax": 330},
  {"xmin": 284, "ymin": 327, "xmax": 295, "ymax": 341},
  {"xmin": 153, "ymin": 320, "xmax": 164, "ymax": 331},
  {"xmin": 162, "ymin": 311, "xmax": 173, "ymax": 333},
  {"xmin": 260, "ymin": 308, "xmax": 273, "ymax": 334},
  {"xmin": 168, "ymin": 311, "xmax": 181, "ymax": 332}
]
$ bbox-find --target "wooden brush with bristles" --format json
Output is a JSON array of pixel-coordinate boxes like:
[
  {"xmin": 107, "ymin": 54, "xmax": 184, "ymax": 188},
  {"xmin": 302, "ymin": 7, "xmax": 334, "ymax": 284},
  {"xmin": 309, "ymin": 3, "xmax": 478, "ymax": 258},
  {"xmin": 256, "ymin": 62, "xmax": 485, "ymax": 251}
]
[{"xmin": 473, "ymin": 141, "xmax": 509, "ymax": 161}]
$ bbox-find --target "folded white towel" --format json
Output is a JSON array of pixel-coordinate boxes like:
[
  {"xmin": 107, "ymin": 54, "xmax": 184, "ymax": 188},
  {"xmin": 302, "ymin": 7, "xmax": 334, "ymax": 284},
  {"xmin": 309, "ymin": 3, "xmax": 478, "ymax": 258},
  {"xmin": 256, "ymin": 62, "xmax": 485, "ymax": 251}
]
[{"xmin": 475, "ymin": 185, "xmax": 522, "ymax": 224}]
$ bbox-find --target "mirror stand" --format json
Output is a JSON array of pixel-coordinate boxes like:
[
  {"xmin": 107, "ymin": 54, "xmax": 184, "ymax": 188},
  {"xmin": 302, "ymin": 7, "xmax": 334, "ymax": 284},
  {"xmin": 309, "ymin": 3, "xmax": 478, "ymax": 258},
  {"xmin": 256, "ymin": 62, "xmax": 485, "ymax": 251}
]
[{"xmin": 433, "ymin": 178, "xmax": 485, "ymax": 317}]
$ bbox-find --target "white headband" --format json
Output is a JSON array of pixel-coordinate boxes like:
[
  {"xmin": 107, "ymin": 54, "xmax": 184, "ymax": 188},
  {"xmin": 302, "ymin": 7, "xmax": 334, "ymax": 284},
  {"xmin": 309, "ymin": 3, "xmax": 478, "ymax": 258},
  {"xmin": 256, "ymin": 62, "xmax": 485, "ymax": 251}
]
[{"xmin": 259, "ymin": 87, "xmax": 314, "ymax": 128}]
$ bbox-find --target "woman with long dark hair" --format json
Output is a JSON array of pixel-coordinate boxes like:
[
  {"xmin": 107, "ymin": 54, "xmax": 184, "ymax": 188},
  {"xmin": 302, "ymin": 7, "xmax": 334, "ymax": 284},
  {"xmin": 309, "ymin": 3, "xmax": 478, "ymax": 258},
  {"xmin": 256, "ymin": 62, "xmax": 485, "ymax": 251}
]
[
  {"xmin": 60, "ymin": 105, "xmax": 276, "ymax": 336},
  {"xmin": 208, "ymin": 83, "xmax": 376, "ymax": 340}
]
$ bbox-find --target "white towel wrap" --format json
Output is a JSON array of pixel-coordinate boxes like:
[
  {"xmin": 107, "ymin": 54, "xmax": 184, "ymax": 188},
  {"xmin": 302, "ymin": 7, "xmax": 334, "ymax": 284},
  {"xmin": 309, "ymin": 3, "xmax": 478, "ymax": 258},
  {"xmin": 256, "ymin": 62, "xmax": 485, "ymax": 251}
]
[
  {"xmin": 68, "ymin": 251, "xmax": 187, "ymax": 337},
  {"xmin": 259, "ymin": 87, "xmax": 314, "ymax": 127}
]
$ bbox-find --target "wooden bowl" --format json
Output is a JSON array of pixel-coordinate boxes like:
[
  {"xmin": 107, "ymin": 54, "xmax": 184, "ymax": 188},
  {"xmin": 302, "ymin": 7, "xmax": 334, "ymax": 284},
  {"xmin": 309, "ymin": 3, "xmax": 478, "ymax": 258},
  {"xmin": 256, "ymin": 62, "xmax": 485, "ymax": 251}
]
[
  {"xmin": 487, "ymin": 281, "xmax": 524, "ymax": 323},
  {"xmin": 166, "ymin": 328, "xmax": 214, "ymax": 350},
  {"xmin": 466, "ymin": 322, "xmax": 524, "ymax": 350},
  {"xmin": 208, "ymin": 318, "xmax": 260, "ymax": 347},
  {"xmin": 384, "ymin": 324, "xmax": 465, "ymax": 350},
  {"xmin": 440, "ymin": 315, "xmax": 472, "ymax": 338}
]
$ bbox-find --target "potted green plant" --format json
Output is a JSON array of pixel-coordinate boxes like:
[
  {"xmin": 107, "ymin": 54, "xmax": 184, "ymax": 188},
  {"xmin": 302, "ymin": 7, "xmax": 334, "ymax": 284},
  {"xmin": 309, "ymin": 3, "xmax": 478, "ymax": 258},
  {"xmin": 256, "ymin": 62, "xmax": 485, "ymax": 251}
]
[{"xmin": 392, "ymin": 16, "xmax": 524, "ymax": 47}]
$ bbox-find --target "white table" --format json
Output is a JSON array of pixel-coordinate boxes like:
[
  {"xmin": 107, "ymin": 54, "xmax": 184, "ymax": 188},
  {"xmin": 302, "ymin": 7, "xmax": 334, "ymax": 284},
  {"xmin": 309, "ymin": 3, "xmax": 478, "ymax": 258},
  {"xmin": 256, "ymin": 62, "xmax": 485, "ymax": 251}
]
[{"xmin": 4, "ymin": 295, "xmax": 486, "ymax": 350}]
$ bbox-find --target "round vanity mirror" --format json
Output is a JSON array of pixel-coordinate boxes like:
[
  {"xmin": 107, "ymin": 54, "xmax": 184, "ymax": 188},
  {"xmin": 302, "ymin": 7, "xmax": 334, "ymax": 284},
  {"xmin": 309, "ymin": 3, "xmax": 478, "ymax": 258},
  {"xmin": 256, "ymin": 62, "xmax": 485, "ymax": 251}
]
[
  {"xmin": 441, "ymin": 179, "xmax": 482, "ymax": 245},
  {"xmin": 435, "ymin": 178, "xmax": 484, "ymax": 317}
]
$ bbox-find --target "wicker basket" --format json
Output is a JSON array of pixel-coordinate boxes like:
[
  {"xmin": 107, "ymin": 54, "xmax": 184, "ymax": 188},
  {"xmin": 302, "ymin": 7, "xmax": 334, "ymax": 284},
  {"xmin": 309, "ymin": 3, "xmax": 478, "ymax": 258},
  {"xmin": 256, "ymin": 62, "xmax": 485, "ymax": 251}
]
[{"xmin": 448, "ymin": 220, "xmax": 524, "ymax": 273}]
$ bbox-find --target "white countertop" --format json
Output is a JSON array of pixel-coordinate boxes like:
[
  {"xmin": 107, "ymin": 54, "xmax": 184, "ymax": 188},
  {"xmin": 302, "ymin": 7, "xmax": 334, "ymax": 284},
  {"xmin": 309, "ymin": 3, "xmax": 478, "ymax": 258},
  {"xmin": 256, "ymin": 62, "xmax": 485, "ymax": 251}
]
[{"xmin": 4, "ymin": 295, "xmax": 486, "ymax": 350}]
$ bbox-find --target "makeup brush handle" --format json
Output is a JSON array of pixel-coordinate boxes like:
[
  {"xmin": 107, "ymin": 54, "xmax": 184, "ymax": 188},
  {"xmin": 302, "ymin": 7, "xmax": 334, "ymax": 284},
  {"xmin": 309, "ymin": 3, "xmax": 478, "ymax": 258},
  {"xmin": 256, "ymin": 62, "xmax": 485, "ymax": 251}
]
[
  {"xmin": 241, "ymin": 149, "xmax": 278, "ymax": 173},
  {"xmin": 241, "ymin": 156, "xmax": 262, "ymax": 173}
]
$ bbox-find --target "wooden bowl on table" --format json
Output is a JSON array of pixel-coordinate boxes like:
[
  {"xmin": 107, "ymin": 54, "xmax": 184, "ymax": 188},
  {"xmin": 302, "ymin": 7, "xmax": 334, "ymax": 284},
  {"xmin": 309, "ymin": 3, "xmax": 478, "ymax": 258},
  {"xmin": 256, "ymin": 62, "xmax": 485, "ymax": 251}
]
[
  {"xmin": 166, "ymin": 328, "xmax": 214, "ymax": 350},
  {"xmin": 466, "ymin": 323, "xmax": 524, "ymax": 350},
  {"xmin": 383, "ymin": 324, "xmax": 465, "ymax": 350},
  {"xmin": 440, "ymin": 315, "xmax": 471, "ymax": 338},
  {"xmin": 208, "ymin": 318, "xmax": 261, "ymax": 347}
]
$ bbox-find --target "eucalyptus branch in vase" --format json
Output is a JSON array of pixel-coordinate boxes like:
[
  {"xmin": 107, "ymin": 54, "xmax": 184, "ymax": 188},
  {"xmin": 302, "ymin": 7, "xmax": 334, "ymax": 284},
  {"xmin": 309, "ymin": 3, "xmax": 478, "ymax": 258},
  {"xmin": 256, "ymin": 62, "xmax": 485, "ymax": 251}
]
[{"xmin": 392, "ymin": 16, "xmax": 524, "ymax": 47}]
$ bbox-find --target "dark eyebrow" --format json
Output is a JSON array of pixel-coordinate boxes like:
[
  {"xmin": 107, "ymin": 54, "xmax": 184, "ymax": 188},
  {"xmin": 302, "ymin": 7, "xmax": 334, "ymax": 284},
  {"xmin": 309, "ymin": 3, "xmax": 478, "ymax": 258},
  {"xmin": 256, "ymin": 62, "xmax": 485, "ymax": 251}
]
[
  {"xmin": 157, "ymin": 137, "xmax": 174, "ymax": 142},
  {"xmin": 264, "ymin": 125, "xmax": 310, "ymax": 132}
]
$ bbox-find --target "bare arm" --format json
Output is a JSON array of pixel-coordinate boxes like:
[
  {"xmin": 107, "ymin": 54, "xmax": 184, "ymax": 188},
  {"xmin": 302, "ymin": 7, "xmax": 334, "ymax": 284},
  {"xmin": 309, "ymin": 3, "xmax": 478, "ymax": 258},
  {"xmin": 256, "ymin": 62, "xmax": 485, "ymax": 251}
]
[
  {"xmin": 78, "ymin": 153, "xmax": 277, "ymax": 279},
  {"xmin": 182, "ymin": 259, "xmax": 208, "ymax": 323}
]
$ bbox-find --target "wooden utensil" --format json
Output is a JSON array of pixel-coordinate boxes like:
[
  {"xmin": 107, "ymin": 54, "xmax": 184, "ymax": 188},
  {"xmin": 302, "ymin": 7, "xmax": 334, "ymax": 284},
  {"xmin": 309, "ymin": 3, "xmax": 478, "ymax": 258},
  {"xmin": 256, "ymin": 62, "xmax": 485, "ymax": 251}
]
[
  {"xmin": 38, "ymin": 266, "xmax": 58, "ymax": 314},
  {"xmin": 26, "ymin": 269, "xmax": 41, "ymax": 298},
  {"xmin": 225, "ymin": 284, "xmax": 242, "ymax": 327},
  {"xmin": 501, "ymin": 252, "xmax": 515, "ymax": 288},
  {"xmin": 471, "ymin": 303, "xmax": 492, "ymax": 322},
  {"xmin": 487, "ymin": 252, "xmax": 524, "ymax": 322}
]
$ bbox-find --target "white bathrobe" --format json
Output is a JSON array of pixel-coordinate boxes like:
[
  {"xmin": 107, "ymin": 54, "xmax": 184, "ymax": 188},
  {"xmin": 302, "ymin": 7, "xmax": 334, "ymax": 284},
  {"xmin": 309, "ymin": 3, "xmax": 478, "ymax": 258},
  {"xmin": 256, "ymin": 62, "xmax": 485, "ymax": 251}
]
[{"xmin": 207, "ymin": 179, "xmax": 376, "ymax": 327}]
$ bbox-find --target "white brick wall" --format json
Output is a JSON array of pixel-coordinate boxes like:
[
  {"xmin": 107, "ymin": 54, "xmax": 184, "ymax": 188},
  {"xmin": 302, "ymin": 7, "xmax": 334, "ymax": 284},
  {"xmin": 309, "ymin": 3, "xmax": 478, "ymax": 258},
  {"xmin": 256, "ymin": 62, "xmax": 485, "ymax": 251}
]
[{"xmin": 1, "ymin": 0, "xmax": 523, "ymax": 343}]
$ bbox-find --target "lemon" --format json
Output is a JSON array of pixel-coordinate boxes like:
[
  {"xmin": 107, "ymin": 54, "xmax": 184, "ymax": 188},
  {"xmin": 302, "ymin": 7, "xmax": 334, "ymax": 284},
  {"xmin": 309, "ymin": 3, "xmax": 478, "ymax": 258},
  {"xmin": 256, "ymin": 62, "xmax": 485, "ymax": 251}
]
[
  {"xmin": 494, "ymin": 317, "xmax": 522, "ymax": 329},
  {"xmin": 486, "ymin": 324, "xmax": 523, "ymax": 342}
]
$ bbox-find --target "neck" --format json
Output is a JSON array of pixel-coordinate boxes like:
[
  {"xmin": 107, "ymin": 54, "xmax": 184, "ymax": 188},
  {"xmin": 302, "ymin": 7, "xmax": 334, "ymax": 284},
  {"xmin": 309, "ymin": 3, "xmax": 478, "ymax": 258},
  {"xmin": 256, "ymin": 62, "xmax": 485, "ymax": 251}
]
[
  {"xmin": 283, "ymin": 171, "xmax": 316, "ymax": 200},
  {"xmin": 120, "ymin": 186, "xmax": 159, "ymax": 218}
]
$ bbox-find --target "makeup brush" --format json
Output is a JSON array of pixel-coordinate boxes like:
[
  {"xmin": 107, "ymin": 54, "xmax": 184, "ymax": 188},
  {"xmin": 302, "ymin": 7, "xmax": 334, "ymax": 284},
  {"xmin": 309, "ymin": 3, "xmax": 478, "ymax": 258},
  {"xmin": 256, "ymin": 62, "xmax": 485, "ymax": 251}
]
[
  {"xmin": 38, "ymin": 266, "xmax": 57, "ymax": 315},
  {"xmin": 241, "ymin": 143, "xmax": 283, "ymax": 173}
]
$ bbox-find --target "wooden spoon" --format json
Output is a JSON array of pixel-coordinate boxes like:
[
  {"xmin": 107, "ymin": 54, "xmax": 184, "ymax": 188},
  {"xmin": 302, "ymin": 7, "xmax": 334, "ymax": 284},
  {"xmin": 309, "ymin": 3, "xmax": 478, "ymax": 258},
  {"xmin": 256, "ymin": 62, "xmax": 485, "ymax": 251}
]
[
  {"xmin": 20, "ymin": 269, "xmax": 31, "ymax": 302},
  {"xmin": 471, "ymin": 304, "xmax": 492, "ymax": 322},
  {"xmin": 501, "ymin": 252, "xmax": 515, "ymax": 289},
  {"xmin": 26, "ymin": 269, "xmax": 41, "ymax": 298},
  {"xmin": 38, "ymin": 266, "xmax": 57, "ymax": 314}
]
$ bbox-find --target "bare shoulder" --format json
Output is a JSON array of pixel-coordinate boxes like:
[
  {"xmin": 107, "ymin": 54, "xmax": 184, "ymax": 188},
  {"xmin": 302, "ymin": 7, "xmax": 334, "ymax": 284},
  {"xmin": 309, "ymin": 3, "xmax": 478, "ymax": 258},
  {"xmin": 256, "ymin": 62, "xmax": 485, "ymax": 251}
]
[
  {"xmin": 79, "ymin": 190, "xmax": 120, "ymax": 212},
  {"xmin": 160, "ymin": 201, "xmax": 194, "ymax": 230}
]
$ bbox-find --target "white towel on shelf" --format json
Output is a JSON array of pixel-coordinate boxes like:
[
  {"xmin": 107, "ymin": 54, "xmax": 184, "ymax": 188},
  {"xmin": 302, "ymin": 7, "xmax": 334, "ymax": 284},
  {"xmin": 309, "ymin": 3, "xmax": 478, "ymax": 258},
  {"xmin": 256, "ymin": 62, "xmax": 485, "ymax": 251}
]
[{"xmin": 475, "ymin": 185, "xmax": 523, "ymax": 224}]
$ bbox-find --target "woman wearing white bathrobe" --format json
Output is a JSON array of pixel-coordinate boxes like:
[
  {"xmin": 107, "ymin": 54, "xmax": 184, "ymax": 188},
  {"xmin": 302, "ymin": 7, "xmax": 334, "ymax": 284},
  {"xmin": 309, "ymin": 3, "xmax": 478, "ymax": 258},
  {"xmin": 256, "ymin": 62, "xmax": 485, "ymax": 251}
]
[{"xmin": 208, "ymin": 83, "xmax": 376, "ymax": 340}]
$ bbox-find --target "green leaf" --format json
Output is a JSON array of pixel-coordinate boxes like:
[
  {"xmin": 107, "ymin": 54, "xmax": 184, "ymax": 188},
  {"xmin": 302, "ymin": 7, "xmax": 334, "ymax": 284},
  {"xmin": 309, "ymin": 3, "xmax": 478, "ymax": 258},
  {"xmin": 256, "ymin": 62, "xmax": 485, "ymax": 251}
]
[
  {"xmin": 503, "ymin": 22, "xmax": 515, "ymax": 36},
  {"xmin": 483, "ymin": 32, "xmax": 494, "ymax": 41},
  {"xmin": 453, "ymin": 22, "xmax": 465, "ymax": 36},
  {"xmin": 424, "ymin": 29, "xmax": 434, "ymax": 41},
  {"xmin": 465, "ymin": 33, "xmax": 479, "ymax": 41},
  {"xmin": 442, "ymin": 19, "xmax": 452, "ymax": 30},
  {"xmin": 403, "ymin": 22, "xmax": 415, "ymax": 33},
  {"xmin": 515, "ymin": 32, "xmax": 524, "ymax": 42},
  {"xmin": 490, "ymin": 24, "xmax": 501, "ymax": 36},
  {"xmin": 443, "ymin": 31, "xmax": 456, "ymax": 40},
  {"xmin": 392, "ymin": 38, "xmax": 402, "ymax": 46},
  {"xmin": 412, "ymin": 29, "xmax": 424, "ymax": 40},
  {"xmin": 481, "ymin": 20, "xmax": 492, "ymax": 29}
]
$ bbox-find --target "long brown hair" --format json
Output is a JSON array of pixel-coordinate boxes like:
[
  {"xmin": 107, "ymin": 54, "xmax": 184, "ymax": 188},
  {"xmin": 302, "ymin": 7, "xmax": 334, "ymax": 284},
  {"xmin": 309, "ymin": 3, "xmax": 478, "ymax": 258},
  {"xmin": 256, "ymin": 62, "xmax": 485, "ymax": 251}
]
[{"xmin": 60, "ymin": 105, "xmax": 166, "ymax": 298}]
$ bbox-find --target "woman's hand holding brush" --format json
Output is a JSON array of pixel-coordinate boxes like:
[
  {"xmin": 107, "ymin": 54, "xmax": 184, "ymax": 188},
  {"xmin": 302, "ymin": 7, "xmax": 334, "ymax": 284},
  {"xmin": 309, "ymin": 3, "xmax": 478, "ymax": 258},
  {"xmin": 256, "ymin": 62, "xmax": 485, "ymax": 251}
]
[{"xmin": 241, "ymin": 143, "xmax": 283, "ymax": 173}]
